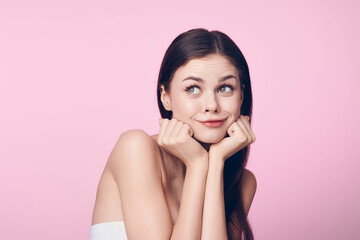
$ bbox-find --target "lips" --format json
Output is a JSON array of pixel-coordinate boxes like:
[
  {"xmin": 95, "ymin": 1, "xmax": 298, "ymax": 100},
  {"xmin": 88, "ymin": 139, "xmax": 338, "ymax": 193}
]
[
  {"xmin": 198, "ymin": 117, "xmax": 227, "ymax": 122},
  {"xmin": 198, "ymin": 118, "xmax": 227, "ymax": 128}
]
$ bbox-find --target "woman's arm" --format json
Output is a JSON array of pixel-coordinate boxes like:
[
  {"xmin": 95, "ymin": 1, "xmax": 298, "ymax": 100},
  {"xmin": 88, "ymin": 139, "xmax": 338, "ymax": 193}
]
[
  {"xmin": 157, "ymin": 118, "xmax": 209, "ymax": 240},
  {"xmin": 201, "ymin": 155, "xmax": 227, "ymax": 240},
  {"xmin": 201, "ymin": 157, "xmax": 257, "ymax": 240},
  {"xmin": 108, "ymin": 129, "xmax": 173, "ymax": 239},
  {"xmin": 108, "ymin": 129, "xmax": 209, "ymax": 240},
  {"xmin": 201, "ymin": 115, "xmax": 257, "ymax": 240},
  {"xmin": 171, "ymin": 157, "xmax": 208, "ymax": 240}
]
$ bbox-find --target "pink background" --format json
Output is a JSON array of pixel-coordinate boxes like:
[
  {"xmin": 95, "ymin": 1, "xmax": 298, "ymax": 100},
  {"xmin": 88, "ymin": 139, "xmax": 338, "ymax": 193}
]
[{"xmin": 1, "ymin": 0, "xmax": 359, "ymax": 239}]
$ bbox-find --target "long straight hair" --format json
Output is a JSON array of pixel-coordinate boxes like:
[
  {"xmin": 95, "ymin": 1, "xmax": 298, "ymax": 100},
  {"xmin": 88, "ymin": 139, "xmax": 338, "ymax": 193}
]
[{"xmin": 156, "ymin": 28, "xmax": 254, "ymax": 240}]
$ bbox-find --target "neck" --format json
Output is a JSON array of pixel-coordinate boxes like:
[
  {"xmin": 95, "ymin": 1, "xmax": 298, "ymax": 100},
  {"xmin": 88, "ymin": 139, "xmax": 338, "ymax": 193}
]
[{"xmin": 198, "ymin": 140, "xmax": 212, "ymax": 152}]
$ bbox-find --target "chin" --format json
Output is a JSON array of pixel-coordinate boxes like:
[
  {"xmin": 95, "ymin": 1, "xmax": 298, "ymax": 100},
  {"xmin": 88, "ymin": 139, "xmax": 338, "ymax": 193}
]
[{"xmin": 193, "ymin": 131, "xmax": 226, "ymax": 144}]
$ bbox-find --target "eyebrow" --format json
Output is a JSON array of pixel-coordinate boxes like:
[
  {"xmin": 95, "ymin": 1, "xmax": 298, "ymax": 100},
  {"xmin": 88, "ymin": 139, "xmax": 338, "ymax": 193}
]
[{"xmin": 182, "ymin": 74, "xmax": 237, "ymax": 83}]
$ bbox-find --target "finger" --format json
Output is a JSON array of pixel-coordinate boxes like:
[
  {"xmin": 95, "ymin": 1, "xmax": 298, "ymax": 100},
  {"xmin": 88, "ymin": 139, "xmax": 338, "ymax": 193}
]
[
  {"xmin": 239, "ymin": 115, "xmax": 256, "ymax": 142},
  {"xmin": 179, "ymin": 123, "xmax": 193, "ymax": 139},
  {"xmin": 236, "ymin": 117, "xmax": 252, "ymax": 142},
  {"xmin": 186, "ymin": 123, "xmax": 194, "ymax": 136},
  {"xmin": 243, "ymin": 115, "xmax": 255, "ymax": 142},
  {"xmin": 158, "ymin": 118, "xmax": 170, "ymax": 145},
  {"xmin": 171, "ymin": 121, "xmax": 184, "ymax": 139},
  {"xmin": 227, "ymin": 120, "xmax": 245, "ymax": 137},
  {"xmin": 163, "ymin": 118, "xmax": 178, "ymax": 143}
]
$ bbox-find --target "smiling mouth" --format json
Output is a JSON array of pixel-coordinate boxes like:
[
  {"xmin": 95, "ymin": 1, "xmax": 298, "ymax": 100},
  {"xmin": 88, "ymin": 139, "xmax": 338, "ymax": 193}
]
[{"xmin": 198, "ymin": 119, "xmax": 226, "ymax": 128}]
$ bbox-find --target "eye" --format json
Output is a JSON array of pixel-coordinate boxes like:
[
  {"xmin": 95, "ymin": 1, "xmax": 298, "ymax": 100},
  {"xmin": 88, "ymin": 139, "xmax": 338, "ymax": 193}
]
[
  {"xmin": 186, "ymin": 85, "xmax": 200, "ymax": 95},
  {"xmin": 218, "ymin": 84, "xmax": 233, "ymax": 93}
]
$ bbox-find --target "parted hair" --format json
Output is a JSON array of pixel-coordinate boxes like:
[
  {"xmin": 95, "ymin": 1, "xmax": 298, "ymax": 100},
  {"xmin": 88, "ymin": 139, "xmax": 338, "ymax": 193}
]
[{"xmin": 156, "ymin": 28, "xmax": 254, "ymax": 240}]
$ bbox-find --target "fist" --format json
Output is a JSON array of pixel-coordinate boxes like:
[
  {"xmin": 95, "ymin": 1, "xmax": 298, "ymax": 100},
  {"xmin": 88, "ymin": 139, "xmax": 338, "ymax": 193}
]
[
  {"xmin": 158, "ymin": 118, "xmax": 208, "ymax": 167},
  {"xmin": 209, "ymin": 115, "xmax": 256, "ymax": 161}
]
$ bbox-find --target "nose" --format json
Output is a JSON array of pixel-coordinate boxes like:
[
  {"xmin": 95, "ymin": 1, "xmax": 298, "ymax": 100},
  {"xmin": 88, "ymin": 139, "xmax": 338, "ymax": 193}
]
[{"xmin": 203, "ymin": 92, "xmax": 220, "ymax": 113}]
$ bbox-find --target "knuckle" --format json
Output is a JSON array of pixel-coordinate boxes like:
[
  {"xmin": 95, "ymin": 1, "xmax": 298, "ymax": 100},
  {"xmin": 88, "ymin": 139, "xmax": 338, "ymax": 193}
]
[
  {"xmin": 239, "ymin": 135, "xmax": 248, "ymax": 143},
  {"xmin": 183, "ymin": 124, "xmax": 192, "ymax": 134},
  {"xmin": 162, "ymin": 139, "xmax": 169, "ymax": 146},
  {"xmin": 181, "ymin": 125, "xmax": 188, "ymax": 132},
  {"xmin": 168, "ymin": 138, "xmax": 176, "ymax": 145}
]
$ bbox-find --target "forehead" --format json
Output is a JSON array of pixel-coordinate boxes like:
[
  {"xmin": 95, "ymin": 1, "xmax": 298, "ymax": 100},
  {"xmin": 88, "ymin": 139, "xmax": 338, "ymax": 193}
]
[{"xmin": 172, "ymin": 54, "xmax": 238, "ymax": 80}]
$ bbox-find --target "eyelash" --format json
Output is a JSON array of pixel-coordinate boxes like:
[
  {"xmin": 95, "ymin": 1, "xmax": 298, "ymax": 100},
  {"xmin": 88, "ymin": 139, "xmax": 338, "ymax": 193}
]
[{"xmin": 185, "ymin": 84, "xmax": 234, "ymax": 94}]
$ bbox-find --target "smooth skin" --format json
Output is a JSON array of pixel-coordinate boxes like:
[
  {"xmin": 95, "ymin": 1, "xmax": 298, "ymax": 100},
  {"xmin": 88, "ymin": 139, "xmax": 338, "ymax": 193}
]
[
  {"xmin": 91, "ymin": 54, "xmax": 257, "ymax": 240},
  {"xmin": 158, "ymin": 115, "xmax": 256, "ymax": 240}
]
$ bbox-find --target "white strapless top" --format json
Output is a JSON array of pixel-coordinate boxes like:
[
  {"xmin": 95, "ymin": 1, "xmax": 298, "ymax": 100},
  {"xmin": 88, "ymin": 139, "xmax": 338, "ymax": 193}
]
[
  {"xmin": 90, "ymin": 221, "xmax": 175, "ymax": 239},
  {"xmin": 90, "ymin": 221, "xmax": 127, "ymax": 240}
]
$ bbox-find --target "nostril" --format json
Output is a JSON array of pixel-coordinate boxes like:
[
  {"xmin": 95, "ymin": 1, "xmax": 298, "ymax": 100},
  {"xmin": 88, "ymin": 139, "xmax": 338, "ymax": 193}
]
[{"xmin": 205, "ymin": 109, "xmax": 218, "ymax": 112}]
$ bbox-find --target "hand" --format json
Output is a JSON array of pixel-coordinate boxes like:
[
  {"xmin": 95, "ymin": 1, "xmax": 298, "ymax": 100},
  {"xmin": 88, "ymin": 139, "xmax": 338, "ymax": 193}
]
[
  {"xmin": 158, "ymin": 118, "xmax": 208, "ymax": 168},
  {"xmin": 209, "ymin": 115, "xmax": 256, "ymax": 161}
]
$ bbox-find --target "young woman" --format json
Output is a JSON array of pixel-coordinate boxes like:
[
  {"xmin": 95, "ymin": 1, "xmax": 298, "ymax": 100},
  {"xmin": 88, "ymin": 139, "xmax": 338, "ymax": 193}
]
[{"xmin": 90, "ymin": 28, "xmax": 257, "ymax": 240}]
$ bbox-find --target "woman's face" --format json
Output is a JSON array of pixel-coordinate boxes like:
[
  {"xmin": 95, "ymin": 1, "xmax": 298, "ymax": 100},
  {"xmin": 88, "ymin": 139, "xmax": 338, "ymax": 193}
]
[{"xmin": 160, "ymin": 54, "xmax": 244, "ymax": 144}]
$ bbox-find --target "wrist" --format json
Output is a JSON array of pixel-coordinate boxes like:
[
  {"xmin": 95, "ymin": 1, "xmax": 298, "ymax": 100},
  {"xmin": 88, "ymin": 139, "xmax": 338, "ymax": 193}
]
[
  {"xmin": 209, "ymin": 154, "xmax": 225, "ymax": 169},
  {"xmin": 209, "ymin": 151, "xmax": 225, "ymax": 163},
  {"xmin": 186, "ymin": 155, "xmax": 209, "ymax": 171}
]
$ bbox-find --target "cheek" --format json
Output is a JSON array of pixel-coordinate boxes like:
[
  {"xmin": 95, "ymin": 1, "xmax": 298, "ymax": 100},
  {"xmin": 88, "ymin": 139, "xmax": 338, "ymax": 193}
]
[
  {"xmin": 172, "ymin": 97, "xmax": 200, "ymax": 118},
  {"xmin": 221, "ymin": 97, "xmax": 241, "ymax": 116}
]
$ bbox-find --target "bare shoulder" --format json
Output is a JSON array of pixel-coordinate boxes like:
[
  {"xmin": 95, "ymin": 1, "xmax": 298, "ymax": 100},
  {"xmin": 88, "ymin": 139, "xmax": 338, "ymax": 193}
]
[
  {"xmin": 242, "ymin": 168, "xmax": 257, "ymax": 190},
  {"xmin": 240, "ymin": 168, "xmax": 257, "ymax": 216},
  {"xmin": 116, "ymin": 129, "xmax": 157, "ymax": 149},
  {"xmin": 105, "ymin": 129, "xmax": 172, "ymax": 239},
  {"xmin": 107, "ymin": 129, "xmax": 161, "ymax": 175}
]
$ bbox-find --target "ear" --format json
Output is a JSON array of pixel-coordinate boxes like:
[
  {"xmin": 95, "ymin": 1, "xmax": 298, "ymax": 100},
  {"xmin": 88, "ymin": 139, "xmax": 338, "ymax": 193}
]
[{"xmin": 160, "ymin": 85, "xmax": 172, "ymax": 111}]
